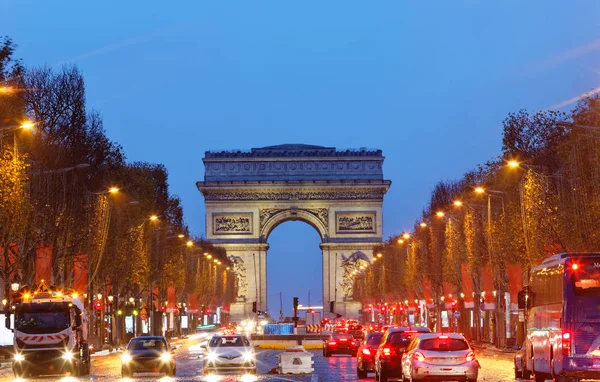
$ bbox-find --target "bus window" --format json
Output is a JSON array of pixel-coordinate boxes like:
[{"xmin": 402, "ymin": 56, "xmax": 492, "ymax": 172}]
[{"xmin": 572, "ymin": 262, "xmax": 600, "ymax": 296}]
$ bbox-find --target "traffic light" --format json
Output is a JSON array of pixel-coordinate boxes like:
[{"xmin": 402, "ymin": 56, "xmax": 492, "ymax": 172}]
[
  {"xmin": 329, "ymin": 301, "xmax": 335, "ymax": 313},
  {"xmin": 451, "ymin": 301, "xmax": 457, "ymax": 311},
  {"xmin": 293, "ymin": 297, "xmax": 299, "ymax": 311},
  {"xmin": 252, "ymin": 301, "xmax": 257, "ymax": 313}
]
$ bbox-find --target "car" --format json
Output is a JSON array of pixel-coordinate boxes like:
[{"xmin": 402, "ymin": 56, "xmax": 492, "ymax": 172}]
[
  {"xmin": 513, "ymin": 344, "xmax": 530, "ymax": 379},
  {"xmin": 374, "ymin": 327, "xmax": 431, "ymax": 382},
  {"xmin": 203, "ymin": 334, "xmax": 256, "ymax": 375},
  {"xmin": 323, "ymin": 333, "xmax": 360, "ymax": 357},
  {"xmin": 349, "ymin": 323, "xmax": 365, "ymax": 340},
  {"xmin": 121, "ymin": 336, "xmax": 176, "ymax": 378},
  {"xmin": 356, "ymin": 331, "xmax": 383, "ymax": 379},
  {"xmin": 401, "ymin": 333, "xmax": 479, "ymax": 382}
]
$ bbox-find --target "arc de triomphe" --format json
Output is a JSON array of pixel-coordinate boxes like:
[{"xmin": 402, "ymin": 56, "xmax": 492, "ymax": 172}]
[{"xmin": 196, "ymin": 144, "xmax": 391, "ymax": 321}]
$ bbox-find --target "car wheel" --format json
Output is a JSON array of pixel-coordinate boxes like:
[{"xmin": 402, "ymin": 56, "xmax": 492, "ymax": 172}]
[
  {"xmin": 357, "ymin": 365, "xmax": 368, "ymax": 379},
  {"xmin": 13, "ymin": 366, "xmax": 27, "ymax": 379},
  {"xmin": 121, "ymin": 367, "xmax": 132, "ymax": 378},
  {"xmin": 380, "ymin": 370, "xmax": 388, "ymax": 382},
  {"xmin": 515, "ymin": 367, "xmax": 523, "ymax": 379},
  {"xmin": 167, "ymin": 366, "xmax": 176, "ymax": 377}
]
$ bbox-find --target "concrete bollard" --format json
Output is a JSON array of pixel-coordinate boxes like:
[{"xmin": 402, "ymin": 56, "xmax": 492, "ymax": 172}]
[{"xmin": 277, "ymin": 345, "xmax": 314, "ymax": 374}]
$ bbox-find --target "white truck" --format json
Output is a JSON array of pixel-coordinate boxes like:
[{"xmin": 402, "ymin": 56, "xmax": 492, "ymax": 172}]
[{"xmin": 6, "ymin": 281, "xmax": 91, "ymax": 378}]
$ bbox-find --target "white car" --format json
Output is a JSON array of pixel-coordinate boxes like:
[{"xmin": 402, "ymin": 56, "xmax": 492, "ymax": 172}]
[
  {"xmin": 401, "ymin": 333, "xmax": 479, "ymax": 382},
  {"xmin": 203, "ymin": 334, "xmax": 257, "ymax": 375}
]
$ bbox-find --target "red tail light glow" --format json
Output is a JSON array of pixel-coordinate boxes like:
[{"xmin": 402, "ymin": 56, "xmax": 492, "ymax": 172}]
[
  {"xmin": 438, "ymin": 336, "xmax": 448, "ymax": 339},
  {"xmin": 328, "ymin": 341, "xmax": 336, "ymax": 346},
  {"xmin": 562, "ymin": 332, "xmax": 571, "ymax": 356},
  {"xmin": 466, "ymin": 351, "xmax": 475, "ymax": 362},
  {"xmin": 340, "ymin": 338, "xmax": 348, "ymax": 341},
  {"xmin": 382, "ymin": 347, "xmax": 391, "ymax": 357},
  {"xmin": 414, "ymin": 351, "xmax": 426, "ymax": 362},
  {"xmin": 572, "ymin": 263, "xmax": 579, "ymax": 271},
  {"xmin": 362, "ymin": 348, "xmax": 371, "ymax": 356}
]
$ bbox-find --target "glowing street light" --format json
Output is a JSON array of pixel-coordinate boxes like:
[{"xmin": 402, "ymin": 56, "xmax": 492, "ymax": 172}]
[
  {"xmin": 398, "ymin": 239, "xmax": 405, "ymax": 244},
  {"xmin": 436, "ymin": 211, "xmax": 445, "ymax": 218},
  {"xmin": 178, "ymin": 234, "xmax": 185, "ymax": 238},
  {"xmin": 474, "ymin": 187, "xmax": 485, "ymax": 194},
  {"xmin": 108, "ymin": 187, "xmax": 120, "ymax": 194},
  {"xmin": 453, "ymin": 200, "xmax": 463, "ymax": 207},
  {"xmin": 19, "ymin": 121, "xmax": 35, "ymax": 130},
  {"xmin": 186, "ymin": 240, "xmax": 194, "ymax": 247},
  {"xmin": 0, "ymin": 86, "xmax": 14, "ymax": 94},
  {"xmin": 149, "ymin": 215, "xmax": 159, "ymax": 221},
  {"xmin": 376, "ymin": 253, "xmax": 383, "ymax": 258},
  {"xmin": 419, "ymin": 222, "xmax": 427, "ymax": 228},
  {"xmin": 507, "ymin": 160, "xmax": 520, "ymax": 169},
  {"xmin": 402, "ymin": 232, "xmax": 410, "ymax": 240}
]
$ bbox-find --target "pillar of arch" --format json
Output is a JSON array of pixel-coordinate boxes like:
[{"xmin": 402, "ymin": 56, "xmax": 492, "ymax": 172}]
[{"xmin": 197, "ymin": 144, "xmax": 391, "ymax": 321}]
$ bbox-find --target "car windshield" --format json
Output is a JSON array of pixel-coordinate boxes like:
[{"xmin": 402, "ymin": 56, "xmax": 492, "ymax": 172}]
[
  {"xmin": 389, "ymin": 331, "xmax": 419, "ymax": 346},
  {"xmin": 333, "ymin": 334, "xmax": 353, "ymax": 340},
  {"xmin": 366, "ymin": 333, "xmax": 383, "ymax": 345},
  {"xmin": 572, "ymin": 260, "xmax": 600, "ymax": 297},
  {"xmin": 128, "ymin": 338, "xmax": 167, "ymax": 351},
  {"xmin": 420, "ymin": 338, "xmax": 469, "ymax": 351},
  {"xmin": 16, "ymin": 303, "xmax": 70, "ymax": 332},
  {"xmin": 210, "ymin": 336, "xmax": 250, "ymax": 347}
]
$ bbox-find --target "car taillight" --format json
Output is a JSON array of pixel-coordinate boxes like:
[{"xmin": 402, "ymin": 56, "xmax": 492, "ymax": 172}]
[
  {"xmin": 382, "ymin": 347, "xmax": 391, "ymax": 357},
  {"xmin": 414, "ymin": 351, "xmax": 425, "ymax": 362},
  {"xmin": 362, "ymin": 348, "xmax": 371, "ymax": 356},
  {"xmin": 466, "ymin": 351, "xmax": 475, "ymax": 362},
  {"xmin": 328, "ymin": 341, "xmax": 337, "ymax": 346},
  {"xmin": 562, "ymin": 332, "xmax": 571, "ymax": 356},
  {"xmin": 340, "ymin": 338, "xmax": 348, "ymax": 341}
]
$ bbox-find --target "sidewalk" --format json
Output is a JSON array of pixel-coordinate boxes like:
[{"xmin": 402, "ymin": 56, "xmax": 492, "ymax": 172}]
[{"xmin": 471, "ymin": 341, "xmax": 517, "ymax": 361}]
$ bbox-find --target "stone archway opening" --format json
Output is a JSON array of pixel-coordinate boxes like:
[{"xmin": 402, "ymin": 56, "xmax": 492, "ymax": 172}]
[
  {"xmin": 267, "ymin": 221, "xmax": 323, "ymax": 320},
  {"xmin": 197, "ymin": 144, "xmax": 391, "ymax": 321}
]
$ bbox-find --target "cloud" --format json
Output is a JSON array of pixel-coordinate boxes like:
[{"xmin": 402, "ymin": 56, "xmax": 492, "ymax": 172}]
[{"xmin": 549, "ymin": 86, "xmax": 600, "ymax": 110}]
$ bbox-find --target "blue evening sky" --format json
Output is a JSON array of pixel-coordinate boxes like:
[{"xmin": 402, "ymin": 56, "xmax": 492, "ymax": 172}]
[{"xmin": 3, "ymin": 1, "xmax": 599, "ymax": 316}]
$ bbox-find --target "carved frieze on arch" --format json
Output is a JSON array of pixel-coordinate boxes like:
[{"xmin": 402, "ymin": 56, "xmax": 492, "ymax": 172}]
[{"xmin": 259, "ymin": 208, "xmax": 329, "ymax": 242}]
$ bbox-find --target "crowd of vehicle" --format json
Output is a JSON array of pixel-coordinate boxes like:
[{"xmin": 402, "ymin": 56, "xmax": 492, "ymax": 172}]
[{"xmin": 327, "ymin": 319, "xmax": 479, "ymax": 382}]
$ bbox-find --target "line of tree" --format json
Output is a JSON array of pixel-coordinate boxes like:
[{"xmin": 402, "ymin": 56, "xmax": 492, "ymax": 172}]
[
  {"xmin": 0, "ymin": 37, "xmax": 235, "ymax": 311},
  {"xmin": 354, "ymin": 91, "xmax": 600, "ymax": 347}
]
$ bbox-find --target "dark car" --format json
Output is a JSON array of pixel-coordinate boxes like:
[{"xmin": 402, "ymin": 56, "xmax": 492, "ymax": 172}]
[
  {"xmin": 121, "ymin": 336, "xmax": 176, "ymax": 378},
  {"xmin": 323, "ymin": 333, "xmax": 359, "ymax": 357},
  {"xmin": 348, "ymin": 323, "xmax": 364, "ymax": 340},
  {"xmin": 374, "ymin": 327, "xmax": 431, "ymax": 382},
  {"xmin": 356, "ymin": 331, "xmax": 383, "ymax": 379},
  {"xmin": 514, "ymin": 344, "xmax": 530, "ymax": 379}
]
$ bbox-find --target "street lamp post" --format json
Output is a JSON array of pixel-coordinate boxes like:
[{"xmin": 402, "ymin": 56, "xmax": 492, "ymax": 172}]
[{"xmin": 475, "ymin": 187, "xmax": 507, "ymax": 347}]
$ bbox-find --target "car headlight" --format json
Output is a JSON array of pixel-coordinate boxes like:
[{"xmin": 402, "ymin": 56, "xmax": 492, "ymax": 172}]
[
  {"xmin": 61, "ymin": 352, "xmax": 74, "ymax": 361},
  {"xmin": 160, "ymin": 352, "xmax": 172, "ymax": 362},
  {"xmin": 14, "ymin": 353, "xmax": 25, "ymax": 362},
  {"xmin": 121, "ymin": 353, "xmax": 132, "ymax": 364},
  {"xmin": 242, "ymin": 351, "xmax": 255, "ymax": 362},
  {"xmin": 206, "ymin": 352, "xmax": 218, "ymax": 362}
]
